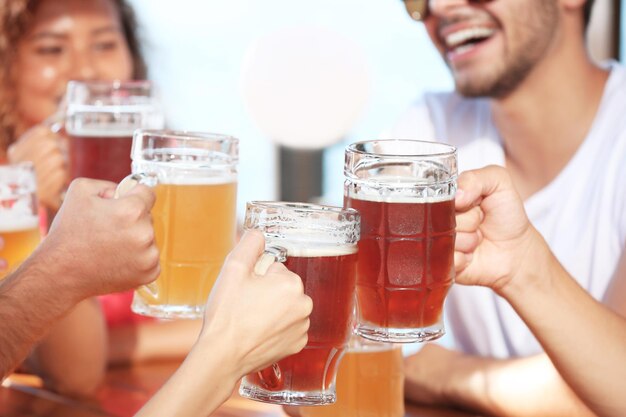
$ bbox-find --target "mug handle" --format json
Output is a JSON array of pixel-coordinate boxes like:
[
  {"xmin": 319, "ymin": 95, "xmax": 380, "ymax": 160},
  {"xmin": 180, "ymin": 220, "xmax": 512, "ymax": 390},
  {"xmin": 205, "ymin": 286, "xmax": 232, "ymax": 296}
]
[
  {"xmin": 253, "ymin": 244, "xmax": 288, "ymax": 390},
  {"xmin": 115, "ymin": 172, "xmax": 159, "ymax": 300},
  {"xmin": 114, "ymin": 172, "xmax": 158, "ymax": 199}
]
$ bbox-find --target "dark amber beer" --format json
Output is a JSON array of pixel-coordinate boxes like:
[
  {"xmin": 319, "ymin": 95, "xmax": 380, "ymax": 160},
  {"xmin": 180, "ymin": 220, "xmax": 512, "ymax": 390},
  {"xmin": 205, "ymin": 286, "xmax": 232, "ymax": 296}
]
[
  {"xmin": 346, "ymin": 196, "xmax": 454, "ymax": 329},
  {"xmin": 65, "ymin": 80, "xmax": 163, "ymax": 182},
  {"xmin": 68, "ymin": 133, "xmax": 133, "ymax": 182},
  {"xmin": 344, "ymin": 139, "xmax": 457, "ymax": 343},
  {"xmin": 245, "ymin": 247, "xmax": 357, "ymax": 393},
  {"xmin": 239, "ymin": 202, "xmax": 360, "ymax": 405}
]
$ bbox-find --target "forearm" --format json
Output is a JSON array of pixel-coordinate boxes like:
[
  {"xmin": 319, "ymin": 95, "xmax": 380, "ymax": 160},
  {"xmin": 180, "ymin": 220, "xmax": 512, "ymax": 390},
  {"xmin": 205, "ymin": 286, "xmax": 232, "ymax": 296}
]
[
  {"xmin": 108, "ymin": 320, "xmax": 202, "ymax": 365},
  {"xmin": 0, "ymin": 254, "xmax": 79, "ymax": 379},
  {"xmin": 27, "ymin": 298, "xmax": 106, "ymax": 396},
  {"xmin": 500, "ymin": 235, "xmax": 626, "ymax": 417},
  {"xmin": 439, "ymin": 353, "xmax": 595, "ymax": 417},
  {"xmin": 134, "ymin": 333, "xmax": 240, "ymax": 417}
]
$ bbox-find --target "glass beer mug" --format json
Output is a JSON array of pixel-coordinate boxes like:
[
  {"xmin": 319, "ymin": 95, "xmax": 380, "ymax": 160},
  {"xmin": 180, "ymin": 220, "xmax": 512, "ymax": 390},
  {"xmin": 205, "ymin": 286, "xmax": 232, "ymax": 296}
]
[
  {"xmin": 239, "ymin": 201, "xmax": 360, "ymax": 405},
  {"xmin": 344, "ymin": 139, "xmax": 457, "ymax": 343},
  {"xmin": 0, "ymin": 163, "xmax": 41, "ymax": 279},
  {"xmin": 64, "ymin": 80, "xmax": 164, "ymax": 183},
  {"xmin": 120, "ymin": 129, "xmax": 239, "ymax": 319},
  {"xmin": 300, "ymin": 334, "xmax": 405, "ymax": 417}
]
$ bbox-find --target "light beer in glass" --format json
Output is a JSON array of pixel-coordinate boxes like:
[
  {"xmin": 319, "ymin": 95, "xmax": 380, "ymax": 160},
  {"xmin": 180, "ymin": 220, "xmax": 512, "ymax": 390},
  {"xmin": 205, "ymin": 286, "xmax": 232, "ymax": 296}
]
[
  {"xmin": 300, "ymin": 336, "xmax": 404, "ymax": 417},
  {"xmin": 239, "ymin": 202, "xmax": 360, "ymax": 405},
  {"xmin": 0, "ymin": 163, "xmax": 41, "ymax": 279},
  {"xmin": 344, "ymin": 139, "xmax": 457, "ymax": 343},
  {"xmin": 126, "ymin": 130, "xmax": 238, "ymax": 319}
]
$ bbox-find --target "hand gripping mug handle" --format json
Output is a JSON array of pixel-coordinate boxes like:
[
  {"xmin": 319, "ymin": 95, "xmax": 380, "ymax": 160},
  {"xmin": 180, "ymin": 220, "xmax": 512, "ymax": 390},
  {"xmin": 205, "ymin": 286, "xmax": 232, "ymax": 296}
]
[
  {"xmin": 253, "ymin": 244, "xmax": 288, "ymax": 390},
  {"xmin": 115, "ymin": 172, "xmax": 159, "ymax": 299}
]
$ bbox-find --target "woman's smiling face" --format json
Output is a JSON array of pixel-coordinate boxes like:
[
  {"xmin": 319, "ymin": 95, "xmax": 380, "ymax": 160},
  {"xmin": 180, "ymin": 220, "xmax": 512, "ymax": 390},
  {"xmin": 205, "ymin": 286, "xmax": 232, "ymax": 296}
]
[{"xmin": 13, "ymin": 0, "xmax": 134, "ymax": 130}]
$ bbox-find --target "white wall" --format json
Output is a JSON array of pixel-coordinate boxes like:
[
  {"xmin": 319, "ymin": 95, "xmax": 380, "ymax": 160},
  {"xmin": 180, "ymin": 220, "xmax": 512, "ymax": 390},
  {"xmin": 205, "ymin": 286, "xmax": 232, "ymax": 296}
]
[{"xmin": 128, "ymin": 0, "xmax": 452, "ymax": 215}]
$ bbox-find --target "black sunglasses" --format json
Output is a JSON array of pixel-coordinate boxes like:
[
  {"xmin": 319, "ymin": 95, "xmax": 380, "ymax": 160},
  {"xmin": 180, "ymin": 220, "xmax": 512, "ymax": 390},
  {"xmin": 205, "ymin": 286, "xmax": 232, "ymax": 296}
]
[{"xmin": 402, "ymin": 0, "xmax": 493, "ymax": 21}]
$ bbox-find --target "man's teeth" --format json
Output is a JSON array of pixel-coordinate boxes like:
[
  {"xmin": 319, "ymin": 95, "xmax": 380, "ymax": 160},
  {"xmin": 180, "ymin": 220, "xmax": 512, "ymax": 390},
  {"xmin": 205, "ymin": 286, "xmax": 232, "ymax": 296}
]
[
  {"xmin": 452, "ymin": 44, "xmax": 476, "ymax": 55},
  {"xmin": 445, "ymin": 27, "xmax": 495, "ymax": 48}
]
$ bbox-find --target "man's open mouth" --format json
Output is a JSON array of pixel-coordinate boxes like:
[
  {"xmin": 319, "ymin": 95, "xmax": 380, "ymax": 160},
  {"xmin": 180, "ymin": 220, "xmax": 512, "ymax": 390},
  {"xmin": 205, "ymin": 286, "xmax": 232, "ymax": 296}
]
[{"xmin": 444, "ymin": 26, "xmax": 496, "ymax": 55}]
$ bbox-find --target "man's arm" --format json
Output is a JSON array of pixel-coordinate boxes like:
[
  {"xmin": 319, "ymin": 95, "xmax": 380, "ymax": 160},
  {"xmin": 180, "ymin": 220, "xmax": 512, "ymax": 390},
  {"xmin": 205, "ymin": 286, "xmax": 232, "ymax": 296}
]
[
  {"xmin": 405, "ymin": 346, "xmax": 596, "ymax": 417},
  {"xmin": 425, "ymin": 166, "xmax": 626, "ymax": 417},
  {"xmin": 0, "ymin": 250, "xmax": 82, "ymax": 378},
  {"xmin": 1, "ymin": 178, "xmax": 159, "ymax": 382}
]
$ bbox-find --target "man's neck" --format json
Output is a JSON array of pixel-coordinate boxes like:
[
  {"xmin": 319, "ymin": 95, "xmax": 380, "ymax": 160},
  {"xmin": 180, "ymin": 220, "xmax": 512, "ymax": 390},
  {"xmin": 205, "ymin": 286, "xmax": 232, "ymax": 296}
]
[{"xmin": 490, "ymin": 45, "xmax": 609, "ymax": 200}]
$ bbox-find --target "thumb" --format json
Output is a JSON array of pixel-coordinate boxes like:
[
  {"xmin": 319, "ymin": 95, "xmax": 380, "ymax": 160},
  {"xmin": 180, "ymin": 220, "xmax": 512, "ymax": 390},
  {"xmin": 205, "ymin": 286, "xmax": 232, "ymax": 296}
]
[
  {"xmin": 456, "ymin": 165, "xmax": 513, "ymax": 212},
  {"xmin": 226, "ymin": 230, "xmax": 266, "ymax": 272}
]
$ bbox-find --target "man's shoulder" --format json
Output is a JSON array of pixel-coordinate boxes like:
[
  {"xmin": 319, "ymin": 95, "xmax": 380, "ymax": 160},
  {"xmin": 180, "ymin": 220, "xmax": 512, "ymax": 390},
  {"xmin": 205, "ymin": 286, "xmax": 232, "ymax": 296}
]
[
  {"xmin": 389, "ymin": 91, "xmax": 492, "ymax": 141},
  {"xmin": 409, "ymin": 90, "xmax": 489, "ymax": 114}
]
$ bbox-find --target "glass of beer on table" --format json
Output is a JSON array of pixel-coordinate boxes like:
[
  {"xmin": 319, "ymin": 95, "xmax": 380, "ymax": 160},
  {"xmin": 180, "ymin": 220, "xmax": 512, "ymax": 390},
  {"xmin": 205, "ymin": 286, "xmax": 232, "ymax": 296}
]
[
  {"xmin": 65, "ymin": 80, "xmax": 163, "ymax": 182},
  {"xmin": 300, "ymin": 334, "xmax": 404, "ymax": 417},
  {"xmin": 0, "ymin": 163, "xmax": 41, "ymax": 279},
  {"xmin": 239, "ymin": 202, "xmax": 360, "ymax": 405},
  {"xmin": 119, "ymin": 129, "xmax": 238, "ymax": 319},
  {"xmin": 344, "ymin": 139, "xmax": 457, "ymax": 343}
]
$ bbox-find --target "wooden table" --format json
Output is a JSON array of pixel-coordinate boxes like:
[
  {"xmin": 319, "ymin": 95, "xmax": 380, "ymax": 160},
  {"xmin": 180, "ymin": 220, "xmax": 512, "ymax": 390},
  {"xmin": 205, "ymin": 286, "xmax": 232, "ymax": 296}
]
[{"xmin": 1, "ymin": 362, "xmax": 480, "ymax": 417}]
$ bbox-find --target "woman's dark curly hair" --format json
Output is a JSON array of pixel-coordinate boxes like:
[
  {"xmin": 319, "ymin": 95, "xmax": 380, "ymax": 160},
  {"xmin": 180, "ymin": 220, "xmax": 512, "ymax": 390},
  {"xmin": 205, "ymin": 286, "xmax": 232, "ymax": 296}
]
[{"xmin": 0, "ymin": 0, "xmax": 147, "ymax": 156}]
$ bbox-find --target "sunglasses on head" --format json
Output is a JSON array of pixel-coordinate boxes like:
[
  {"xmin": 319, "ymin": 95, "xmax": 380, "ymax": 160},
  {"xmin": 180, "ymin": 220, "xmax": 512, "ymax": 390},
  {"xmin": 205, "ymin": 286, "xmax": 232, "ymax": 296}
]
[{"xmin": 402, "ymin": 0, "xmax": 493, "ymax": 21}]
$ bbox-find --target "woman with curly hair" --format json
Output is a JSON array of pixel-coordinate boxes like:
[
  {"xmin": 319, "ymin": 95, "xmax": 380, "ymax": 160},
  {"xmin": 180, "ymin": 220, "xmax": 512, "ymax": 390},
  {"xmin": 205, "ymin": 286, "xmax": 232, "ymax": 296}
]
[
  {"xmin": 0, "ymin": 0, "xmax": 146, "ymax": 212},
  {"xmin": 1, "ymin": 0, "xmax": 202, "ymax": 396}
]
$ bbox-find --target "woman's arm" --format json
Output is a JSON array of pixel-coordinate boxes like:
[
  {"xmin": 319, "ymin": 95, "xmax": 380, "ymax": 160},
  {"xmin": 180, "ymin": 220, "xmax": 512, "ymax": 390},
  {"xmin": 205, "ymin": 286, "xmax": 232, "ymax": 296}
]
[
  {"xmin": 135, "ymin": 231, "xmax": 312, "ymax": 417},
  {"xmin": 107, "ymin": 320, "xmax": 202, "ymax": 366},
  {"xmin": 26, "ymin": 298, "xmax": 107, "ymax": 396}
]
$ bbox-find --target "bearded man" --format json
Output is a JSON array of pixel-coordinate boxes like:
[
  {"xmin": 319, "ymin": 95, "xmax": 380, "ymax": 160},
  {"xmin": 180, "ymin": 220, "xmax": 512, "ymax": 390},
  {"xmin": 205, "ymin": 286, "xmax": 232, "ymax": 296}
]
[{"xmin": 392, "ymin": 1, "xmax": 626, "ymax": 416}]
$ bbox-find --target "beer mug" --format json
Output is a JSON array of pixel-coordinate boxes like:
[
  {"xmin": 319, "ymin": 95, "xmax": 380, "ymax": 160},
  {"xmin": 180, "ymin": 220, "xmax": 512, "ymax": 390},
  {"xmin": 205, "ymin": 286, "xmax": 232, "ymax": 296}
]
[
  {"xmin": 120, "ymin": 129, "xmax": 239, "ymax": 319},
  {"xmin": 239, "ymin": 202, "xmax": 360, "ymax": 405},
  {"xmin": 0, "ymin": 163, "xmax": 41, "ymax": 279},
  {"xmin": 64, "ymin": 80, "xmax": 164, "ymax": 183},
  {"xmin": 344, "ymin": 139, "xmax": 457, "ymax": 343},
  {"xmin": 300, "ymin": 335, "xmax": 405, "ymax": 417}
]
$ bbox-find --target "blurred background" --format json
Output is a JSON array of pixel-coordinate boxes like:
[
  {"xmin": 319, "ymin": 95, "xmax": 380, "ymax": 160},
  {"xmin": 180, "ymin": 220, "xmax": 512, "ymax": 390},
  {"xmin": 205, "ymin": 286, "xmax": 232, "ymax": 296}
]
[
  {"xmin": 128, "ymin": 0, "xmax": 452, "ymax": 216},
  {"xmin": 128, "ymin": 0, "xmax": 624, "ymax": 219}
]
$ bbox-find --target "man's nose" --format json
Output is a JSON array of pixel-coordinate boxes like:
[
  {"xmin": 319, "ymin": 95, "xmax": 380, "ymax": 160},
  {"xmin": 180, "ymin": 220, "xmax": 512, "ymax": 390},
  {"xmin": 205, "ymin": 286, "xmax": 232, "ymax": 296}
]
[{"xmin": 428, "ymin": 0, "xmax": 472, "ymax": 17}]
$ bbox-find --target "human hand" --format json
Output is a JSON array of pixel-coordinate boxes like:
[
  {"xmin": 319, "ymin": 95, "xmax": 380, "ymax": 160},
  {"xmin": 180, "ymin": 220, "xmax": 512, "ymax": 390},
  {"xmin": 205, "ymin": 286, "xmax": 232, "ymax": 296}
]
[
  {"xmin": 34, "ymin": 178, "xmax": 159, "ymax": 301},
  {"xmin": 454, "ymin": 165, "xmax": 543, "ymax": 293},
  {"xmin": 282, "ymin": 406, "xmax": 302, "ymax": 416},
  {"xmin": 7, "ymin": 126, "xmax": 68, "ymax": 212},
  {"xmin": 404, "ymin": 344, "xmax": 467, "ymax": 406},
  {"xmin": 199, "ymin": 231, "xmax": 312, "ymax": 378}
]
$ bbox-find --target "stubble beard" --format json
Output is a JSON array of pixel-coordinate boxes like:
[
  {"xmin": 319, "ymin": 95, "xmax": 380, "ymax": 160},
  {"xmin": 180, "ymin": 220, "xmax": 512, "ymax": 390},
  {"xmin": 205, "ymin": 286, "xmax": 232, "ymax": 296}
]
[{"xmin": 451, "ymin": 1, "xmax": 559, "ymax": 99}]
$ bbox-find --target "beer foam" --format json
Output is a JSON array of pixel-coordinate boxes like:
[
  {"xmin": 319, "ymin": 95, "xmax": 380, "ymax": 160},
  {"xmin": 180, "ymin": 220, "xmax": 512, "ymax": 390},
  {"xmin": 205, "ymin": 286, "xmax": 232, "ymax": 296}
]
[
  {"xmin": 69, "ymin": 103, "xmax": 157, "ymax": 113},
  {"xmin": 347, "ymin": 343, "xmax": 398, "ymax": 353},
  {"xmin": 0, "ymin": 214, "xmax": 39, "ymax": 233},
  {"xmin": 346, "ymin": 191, "xmax": 453, "ymax": 204},
  {"xmin": 66, "ymin": 128, "xmax": 135, "ymax": 138},
  {"xmin": 268, "ymin": 242, "xmax": 357, "ymax": 257},
  {"xmin": 158, "ymin": 175, "xmax": 237, "ymax": 185}
]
